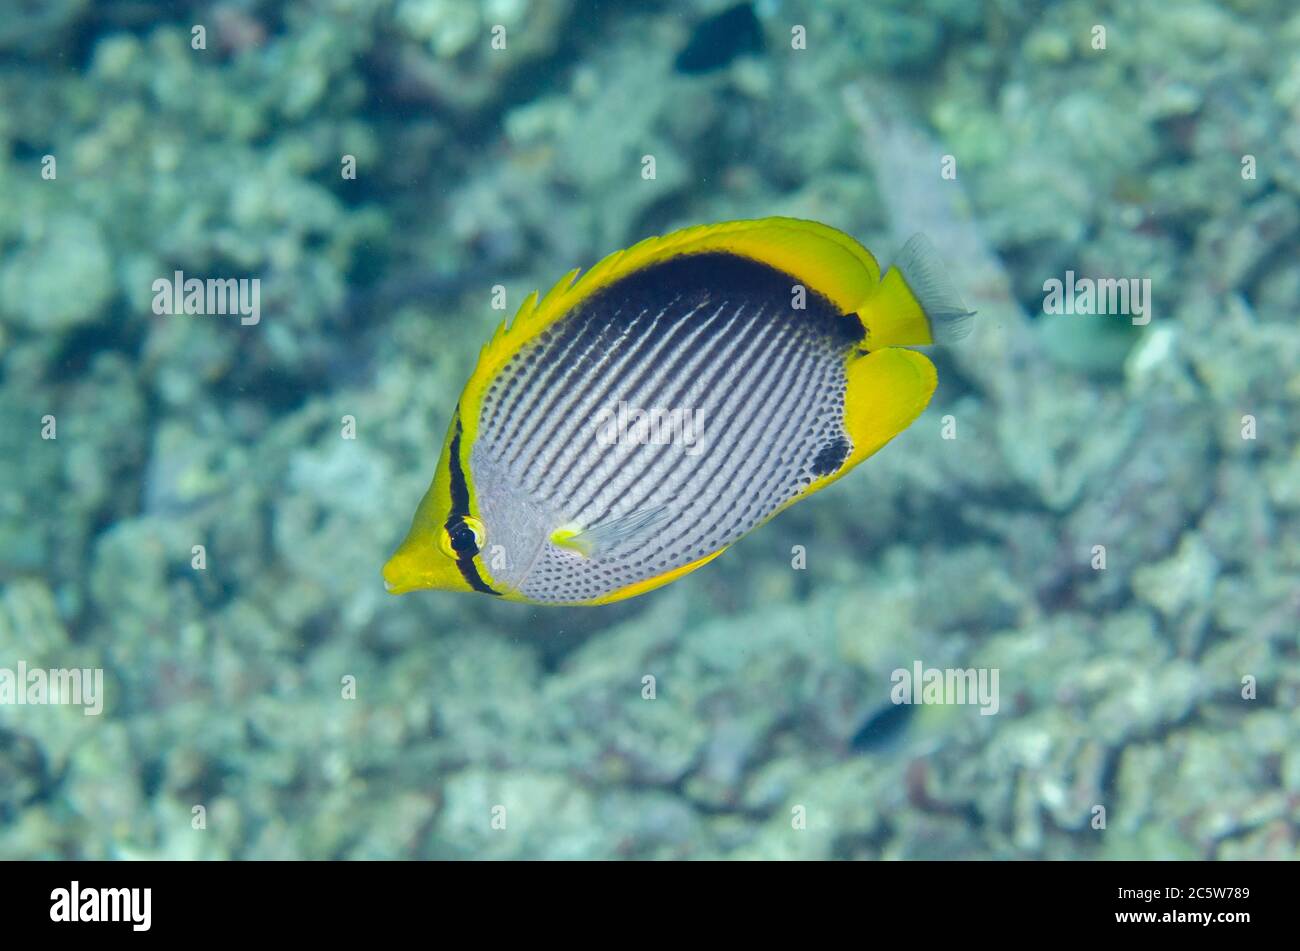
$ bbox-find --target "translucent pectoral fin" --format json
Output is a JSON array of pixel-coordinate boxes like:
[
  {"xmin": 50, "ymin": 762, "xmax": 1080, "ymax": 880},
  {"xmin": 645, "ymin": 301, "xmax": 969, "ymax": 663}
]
[{"xmin": 550, "ymin": 505, "xmax": 671, "ymax": 558}]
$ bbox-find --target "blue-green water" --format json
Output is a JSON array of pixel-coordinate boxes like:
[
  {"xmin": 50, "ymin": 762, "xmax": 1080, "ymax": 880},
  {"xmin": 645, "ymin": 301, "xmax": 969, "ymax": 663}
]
[{"xmin": 0, "ymin": 0, "xmax": 1296, "ymax": 859}]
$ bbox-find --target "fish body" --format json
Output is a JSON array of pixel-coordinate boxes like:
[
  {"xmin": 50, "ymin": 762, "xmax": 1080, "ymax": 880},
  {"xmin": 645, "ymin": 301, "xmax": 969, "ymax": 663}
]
[{"xmin": 383, "ymin": 217, "xmax": 971, "ymax": 605}]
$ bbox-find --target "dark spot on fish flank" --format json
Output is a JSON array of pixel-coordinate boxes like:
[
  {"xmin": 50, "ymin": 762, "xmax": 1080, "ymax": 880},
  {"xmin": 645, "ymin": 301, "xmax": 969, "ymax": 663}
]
[
  {"xmin": 832, "ymin": 311, "xmax": 866, "ymax": 348},
  {"xmin": 810, "ymin": 436, "xmax": 850, "ymax": 476}
]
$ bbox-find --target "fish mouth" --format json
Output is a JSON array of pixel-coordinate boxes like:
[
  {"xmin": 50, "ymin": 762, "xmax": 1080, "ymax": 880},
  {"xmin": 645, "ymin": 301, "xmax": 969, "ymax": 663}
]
[
  {"xmin": 381, "ymin": 552, "xmax": 432, "ymax": 595},
  {"xmin": 381, "ymin": 571, "xmax": 426, "ymax": 596}
]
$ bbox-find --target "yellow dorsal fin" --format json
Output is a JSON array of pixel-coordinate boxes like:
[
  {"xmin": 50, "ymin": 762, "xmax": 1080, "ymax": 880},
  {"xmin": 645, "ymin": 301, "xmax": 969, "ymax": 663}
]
[
  {"xmin": 459, "ymin": 217, "xmax": 885, "ymax": 432},
  {"xmin": 856, "ymin": 233, "xmax": 974, "ymax": 348}
]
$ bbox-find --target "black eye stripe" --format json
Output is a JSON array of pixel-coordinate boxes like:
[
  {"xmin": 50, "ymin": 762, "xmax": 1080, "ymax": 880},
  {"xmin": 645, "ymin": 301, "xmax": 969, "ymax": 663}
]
[
  {"xmin": 445, "ymin": 518, "xmax": 479, "ymax": 556},
  {"xmin": 445, "ymin": 414, "xmax": 501, "ymax": 596},
  {"xmin": 447, "ymin": 413, "xmax": 472, "ymax": 514}
]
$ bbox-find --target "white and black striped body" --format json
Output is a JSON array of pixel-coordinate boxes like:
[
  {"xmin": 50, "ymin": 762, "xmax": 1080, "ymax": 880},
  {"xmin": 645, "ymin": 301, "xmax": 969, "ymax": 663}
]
[{"xmin": 470, "ymin": 252, "xmax": 861, "ymax": 603}]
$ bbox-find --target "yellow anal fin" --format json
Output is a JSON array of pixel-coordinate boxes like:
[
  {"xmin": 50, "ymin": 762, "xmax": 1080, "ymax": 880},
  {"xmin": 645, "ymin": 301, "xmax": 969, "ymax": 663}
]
[
  {"xmin": 842, "ymin": 347, "xmax": 937, "ymax": 470},
  {"xmin": 581, "ymin": 547, "xmax": 728, "ymax": 606}
]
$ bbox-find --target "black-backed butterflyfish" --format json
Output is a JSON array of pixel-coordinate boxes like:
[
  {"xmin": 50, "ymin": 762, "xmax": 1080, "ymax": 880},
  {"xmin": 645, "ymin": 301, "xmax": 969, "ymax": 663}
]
[{"xmin": 383, "ymin": 217, "xmax": 972, "ymax": 605}]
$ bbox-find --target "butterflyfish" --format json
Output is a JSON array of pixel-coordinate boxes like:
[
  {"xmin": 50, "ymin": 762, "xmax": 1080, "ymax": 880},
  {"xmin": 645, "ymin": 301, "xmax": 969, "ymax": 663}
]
[{"xmin": 383, "ymin": 217, "xmax": 971, "ymax": 605}]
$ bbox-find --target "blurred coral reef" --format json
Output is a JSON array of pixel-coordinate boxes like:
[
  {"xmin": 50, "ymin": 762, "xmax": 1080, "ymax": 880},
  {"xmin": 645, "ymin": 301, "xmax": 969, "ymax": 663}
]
[{"xmin": 0, "ymin": 0, "xmax": 1297, "ymax": 858}]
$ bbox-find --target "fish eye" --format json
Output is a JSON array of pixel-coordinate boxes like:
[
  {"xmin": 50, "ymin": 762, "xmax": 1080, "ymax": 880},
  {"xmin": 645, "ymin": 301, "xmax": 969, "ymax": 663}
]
[{"xmin": 440, "ymin": 516, "xmax": 485, "ymax": 559}]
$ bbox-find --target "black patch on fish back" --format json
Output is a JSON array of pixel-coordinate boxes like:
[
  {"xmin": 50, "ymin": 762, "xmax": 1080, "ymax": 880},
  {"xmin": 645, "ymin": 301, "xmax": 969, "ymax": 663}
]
[
  {"xmin": 579, "ymin": 250, "xmax": 861, "ymax": 352},
  {"xmin": 836, "ymin": 310, "xmax": 866, "ymax": 343},
  {"xmin": 810, "ymin": 436, "xmax": 850, "ymax": 476}
]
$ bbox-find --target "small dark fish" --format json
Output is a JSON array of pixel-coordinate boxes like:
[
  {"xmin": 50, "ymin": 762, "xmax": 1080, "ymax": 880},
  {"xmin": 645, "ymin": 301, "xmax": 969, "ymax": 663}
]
[
  {"xmin": 850, "ymin": 701, "xmax": 915, "ymax": 753},
  {"xmin": 674, "ymin": 3, "xmax": 765, "ymax": 75}
]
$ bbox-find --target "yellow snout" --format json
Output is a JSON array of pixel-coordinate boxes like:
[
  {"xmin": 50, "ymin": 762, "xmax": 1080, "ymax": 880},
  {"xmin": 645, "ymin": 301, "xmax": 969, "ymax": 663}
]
[{"xmin": 382, "ymin": 534, "xmax": 465, "ymax": 595}]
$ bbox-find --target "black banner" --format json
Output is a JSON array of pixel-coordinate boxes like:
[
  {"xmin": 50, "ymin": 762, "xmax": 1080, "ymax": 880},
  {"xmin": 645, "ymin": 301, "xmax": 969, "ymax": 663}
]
[{"xmin": 1, "ymin": 859, "xmax": 1281, "ymax": 939}]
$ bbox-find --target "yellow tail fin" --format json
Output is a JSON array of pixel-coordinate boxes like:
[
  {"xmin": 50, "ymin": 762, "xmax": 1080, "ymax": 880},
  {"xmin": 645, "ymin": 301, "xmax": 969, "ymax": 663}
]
[{"xmin": 856, "ymin": 234, "xmax": 974, "ymax": 349}]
